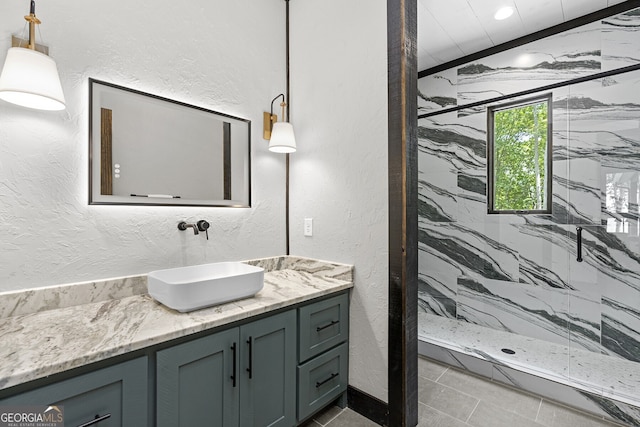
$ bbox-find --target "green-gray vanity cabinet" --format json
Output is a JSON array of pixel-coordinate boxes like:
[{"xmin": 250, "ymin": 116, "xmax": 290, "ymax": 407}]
[
  {"xmin": 156, "ymin": 291, "xmax": 350, "ymax": 427},
  {"xmin": 0, "ymin": 357, "xmax": 148, "ymax": 426},
  {"xmin": 157, "ymin": 309, "xmax": 297, "ymax": 427}
]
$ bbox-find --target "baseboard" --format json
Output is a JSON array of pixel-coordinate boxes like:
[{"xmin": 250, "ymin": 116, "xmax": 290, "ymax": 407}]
[{"xmin": 347, "ymin": 385, "xmax": 389, "ymax": 426}]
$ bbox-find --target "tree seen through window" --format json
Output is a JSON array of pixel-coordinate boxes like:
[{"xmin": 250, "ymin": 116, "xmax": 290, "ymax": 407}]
[{"xmin": 488, "ymin": 95, "xmax": 551, "ymax": 213}]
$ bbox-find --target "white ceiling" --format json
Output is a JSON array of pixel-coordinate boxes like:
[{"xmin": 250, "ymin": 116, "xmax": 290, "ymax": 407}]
[{"xmin": 418, "ymin": 0, "xmax": 629, "ymax": 71}]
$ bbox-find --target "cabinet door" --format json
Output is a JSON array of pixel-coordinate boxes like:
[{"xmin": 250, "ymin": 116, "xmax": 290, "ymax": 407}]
[
  {"xmin": 0, "ymin": 357, "xmax": 147, "ymax": 427},
  {"xmin": 240, "ymin": 310, "xmax": 296, "ymax": 427},
  {"xmin": 157, "ymin": 328, "xmax": 239, "ymax": 427}
]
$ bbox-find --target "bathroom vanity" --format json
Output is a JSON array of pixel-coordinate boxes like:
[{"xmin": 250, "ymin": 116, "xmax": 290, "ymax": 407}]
[{"xmin": 0, "ymin": 256, "xmax": 352, "ymax": 426}]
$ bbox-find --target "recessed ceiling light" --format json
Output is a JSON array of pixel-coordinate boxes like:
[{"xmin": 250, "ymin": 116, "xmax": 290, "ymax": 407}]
[{"xmin": 494, "ymin": 6, "xmax": 514, "ymax": 20}]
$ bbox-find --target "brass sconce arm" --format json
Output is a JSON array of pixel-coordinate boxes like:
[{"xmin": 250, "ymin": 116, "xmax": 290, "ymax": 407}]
[{"xmin": 263, "ymin": 93, "xmax": 286, "ymax": 140}]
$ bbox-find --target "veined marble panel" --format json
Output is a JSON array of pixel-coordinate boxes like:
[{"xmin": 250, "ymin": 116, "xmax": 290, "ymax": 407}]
[
  {"xmin": 601, "ymin": 297, "xmax": 640, "ymax": 363},
  {"xmin": 418, "ymin": 296, "xmax": 454, "ymax": 318},
  {"xmin": 457, "ymin": 23, "xmax": 601, "ymax": 105},
  {"xmin": 602, "ymin": 7, "xmax": 640, "ymax": 71},
  {"xmin": 418, "ymin": 245, "xmax": 459, "ymax": 320},
  {"xmin": 513, "ymin": 224, "xmax": 571, "ymax": 289},
  {"xmin": 418, "ymin": 161, "xmax": 458, "ymax": 223},
  {"xmin": 419, "ymin": 222, "xmax": 518, "ymax": 283},
  {"xmin": 456, "ymin": 168, "xmax": 486, "ymax": 220},
  {"xmin": 568, "ymin": 287, "xmax": 603, "ymax": 354},
  {"xmin": 552, "ymin": 88, "xmax": 571, "ymax": 159},
  {"xmin": 456, "ymin": 275, "xmax": 572, "ymax": 348},
  {"xmin": 418, "ymin": 181, "xmax": 457, "ymax": 223},
  {"xmin": 418, "ymin": 276, "xmax": 457, "ymax": 317},
  {"xmin": 564, "ymin": 74, "xmax": 640, "ymax": 168},
  {"xmin": 418, "ymin": 69, "xmax": 457, "ymax": 114},
  {"xmin": 599, "ymin": 66, "xmax": 640, "ymax": 89},
  {"xmin": 564, "ymin": 158, "xmax": 602, "ymax": 224},
  {"xmin": 560, "ymin": 225, "xmax": 606, "ymax": 292},
  {"xmin": 417, "ymin": 115, "xmax": 486, "ymax": 171},
  {"xmin": 587, "ymin": 395, "xmax": 640, "ymax": 427},
  {"xmin": 581, "ymin": 225, "xmax": 640, "ymax": 295}
]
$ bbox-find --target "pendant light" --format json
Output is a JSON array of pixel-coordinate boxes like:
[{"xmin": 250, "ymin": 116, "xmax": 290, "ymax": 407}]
[{"xmin": 0, "ymin": 1, "xmax": 66, "ymax": 111}]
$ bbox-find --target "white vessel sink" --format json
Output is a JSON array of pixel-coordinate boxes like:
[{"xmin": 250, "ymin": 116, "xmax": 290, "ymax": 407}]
[{"xmin": 148, "ymin": 262, "xmax": 264, "ymax": 312}]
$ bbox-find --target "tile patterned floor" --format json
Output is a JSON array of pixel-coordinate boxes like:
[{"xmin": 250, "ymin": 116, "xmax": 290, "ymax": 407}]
[{"xmin": 307, "ymin": 357, "xmax": 628, "ymax": 427}]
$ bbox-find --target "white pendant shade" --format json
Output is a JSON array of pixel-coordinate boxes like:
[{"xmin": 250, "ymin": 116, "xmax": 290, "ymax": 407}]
[
  {"xmin": 0, "ymin": 47, "xmax": 65, "ymax": 111},
  {"xmin": 268, "ymin": 121, "xmax": 297, "ymax": 153}
]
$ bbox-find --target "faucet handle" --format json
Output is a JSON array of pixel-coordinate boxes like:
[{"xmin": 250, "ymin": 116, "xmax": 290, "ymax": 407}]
[{"xmin": 197, "ymin": 220, "xmax": 210, "ymax": 240}]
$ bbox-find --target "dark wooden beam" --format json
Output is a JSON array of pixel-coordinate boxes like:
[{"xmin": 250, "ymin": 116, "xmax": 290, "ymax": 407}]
[{"xmin": 387, "ymin": 0, "xmax": 418, "ymax": 425}]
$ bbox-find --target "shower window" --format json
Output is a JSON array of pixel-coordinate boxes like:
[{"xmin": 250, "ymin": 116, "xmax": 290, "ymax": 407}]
[{"xmin": 487, "ymin": 93, "xmax": 552, "ymax": 214}]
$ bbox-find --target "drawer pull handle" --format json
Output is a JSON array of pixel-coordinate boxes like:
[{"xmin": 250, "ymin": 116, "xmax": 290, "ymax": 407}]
[
  {"xmin": 231, "ymin": 342, "xmax": 237, "ymax": 387},
  {"xmin": 76, "ymin": 413, "xmax": 111, "ymax": 427},
  {"xmin": 246, "ymin": 336, "xmax": 253, "ymax": 379},
  {"xmin": 316, "ymin": 372, "xmax": 339, "ymax": 388},
  {"xmin": 316, "ymin": 320, "xmax": 339, "ymax": 332}
]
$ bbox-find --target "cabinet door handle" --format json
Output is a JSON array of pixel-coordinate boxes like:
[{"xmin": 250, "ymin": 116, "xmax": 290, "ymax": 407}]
[
  {"xmin": 316, "ymin": 320, "xmax": 339, "ymax": 332},
  {"xmin": 76, "ymin": 413, "xmax": 111, "ymax": 427},
  {"xmin": 230, "ymin": 342, "xmax": 237, "ymax": 387},
  {"xmin": 246, "ymin": 336, "xmax": 253, "ymax": 379},
  {"xmin": 576, "ymin": 227, "xmax": 583, "ymax": 262},
  {"xmin": 315, "ymin": 372, "xmax": 339, "ymax": 388}
]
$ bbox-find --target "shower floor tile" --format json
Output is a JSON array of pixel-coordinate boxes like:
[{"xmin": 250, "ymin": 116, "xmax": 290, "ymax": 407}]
[
  {"xmin": 418, "ymin": 312, "xmax": 640, "ymax": 408},
  {"xmin": 416, "ymin": 357, "xmax": 625, "ymax": 427}
]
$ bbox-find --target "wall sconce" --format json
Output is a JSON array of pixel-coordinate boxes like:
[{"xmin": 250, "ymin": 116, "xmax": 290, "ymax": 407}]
[
  {"xmin": 263, "ymin": 93, "xmax": 296, "ymax": 153},
  {"xmin": 0, "ymin": 1, "xmax": 65, "ymax": 111}
]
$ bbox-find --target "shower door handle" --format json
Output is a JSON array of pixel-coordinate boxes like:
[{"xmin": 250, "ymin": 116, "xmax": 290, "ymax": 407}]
[{"xmin": 576, "ymin": 227, "xmax": 583, "ymax": 262}]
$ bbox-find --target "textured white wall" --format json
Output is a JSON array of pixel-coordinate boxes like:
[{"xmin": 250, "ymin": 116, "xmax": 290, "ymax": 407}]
[
  {"xmin": 0, "ymin": 0, "xmax": 289, "ymax": 291},
  {"xmin": 289, "ymin": 1, "xmax": 389, "ymax": 403}
]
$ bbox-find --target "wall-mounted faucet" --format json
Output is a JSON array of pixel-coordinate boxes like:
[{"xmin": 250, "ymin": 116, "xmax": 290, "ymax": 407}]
[
  {"xmin": 178, "ymin": 220, "xmax": 210, "ymax": 239},
  {"xmin": 178, "ymin": 222, "xmax": 199, "ymax": 235}
]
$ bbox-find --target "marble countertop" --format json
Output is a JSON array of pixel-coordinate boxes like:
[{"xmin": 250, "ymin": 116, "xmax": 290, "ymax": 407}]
[{"xmin": 0, "ymin": 256, "xmax": 353, "ymax": 391}]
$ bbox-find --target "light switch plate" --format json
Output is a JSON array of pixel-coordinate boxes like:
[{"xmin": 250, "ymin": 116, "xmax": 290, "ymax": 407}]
[{"xmin": 304, "ymin": 218, "xmax": 313, "ymax": 236}]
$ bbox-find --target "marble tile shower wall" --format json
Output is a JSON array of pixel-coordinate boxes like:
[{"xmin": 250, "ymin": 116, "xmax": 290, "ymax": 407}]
[
  {"xmin": 418, "ymin": 7, "xmax": 640, "ymax": 364},
  {"xmin": 418, "ymin": 8, "xmax": 640, "ymax": 114}
]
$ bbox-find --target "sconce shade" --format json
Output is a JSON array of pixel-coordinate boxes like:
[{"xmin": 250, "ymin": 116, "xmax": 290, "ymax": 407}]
[
  {"xmin": 269, "ymin": 122, "xmax": 296, "ymax": 153},
  {"xmin": 0, "ymin": 47, "xmax": 66, "ymax": 111},
  {"xmin": 268, "ymin": 121, "xmax": 296, "ymax": 153}
]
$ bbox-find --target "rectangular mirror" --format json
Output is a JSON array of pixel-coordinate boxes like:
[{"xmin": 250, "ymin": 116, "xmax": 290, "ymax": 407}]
[{"xmin": 89, "ymin": 78, "xmax": 251, "ymax": 207}]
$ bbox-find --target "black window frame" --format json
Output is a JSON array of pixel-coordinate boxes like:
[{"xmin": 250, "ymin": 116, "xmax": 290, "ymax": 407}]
[{"xmin": 487, "ymin": 93, "xmax": 553, "ymax": 215}]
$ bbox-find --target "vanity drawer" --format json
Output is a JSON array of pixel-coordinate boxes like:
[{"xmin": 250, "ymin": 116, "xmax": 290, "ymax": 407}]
[
  {"xmin": 298, "ymin": 292, "xmax": 349, "ymax": 362},
  {"xmin": 297, "ymin": 342, "xmax": 348, "ymax": 422}
]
